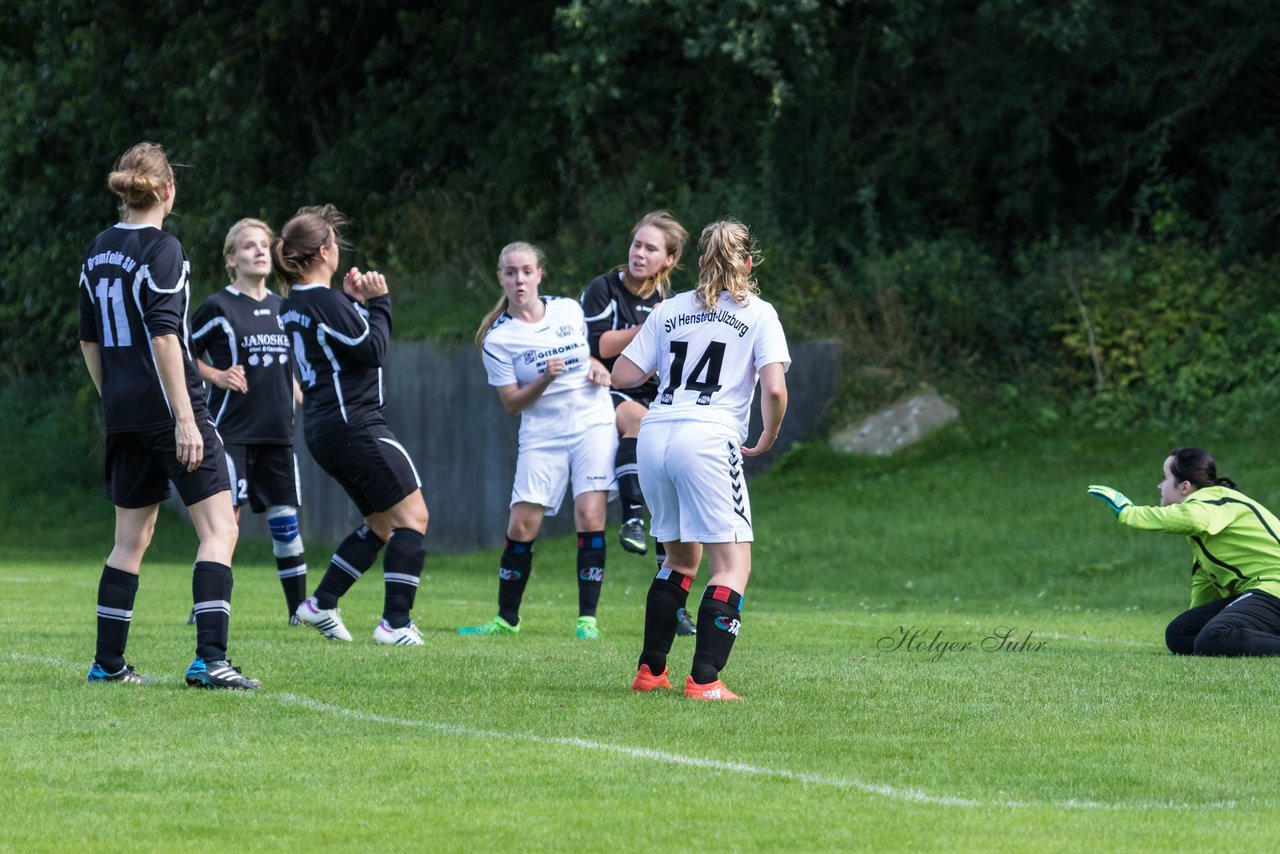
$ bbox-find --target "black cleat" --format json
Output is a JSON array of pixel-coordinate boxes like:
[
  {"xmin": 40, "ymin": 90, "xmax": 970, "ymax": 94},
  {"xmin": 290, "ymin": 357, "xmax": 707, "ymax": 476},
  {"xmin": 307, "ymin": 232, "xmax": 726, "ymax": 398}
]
[
  {"xmin": 676, "ymin": 607, "xmax": 697, "ymax": 636},
  {"xmin": 619, "ymin": 519, "xmax": 648, "ymax": 555},
  {"xmin": 185, "ymin": 658, "xmax": 261, "ymax": 690}
]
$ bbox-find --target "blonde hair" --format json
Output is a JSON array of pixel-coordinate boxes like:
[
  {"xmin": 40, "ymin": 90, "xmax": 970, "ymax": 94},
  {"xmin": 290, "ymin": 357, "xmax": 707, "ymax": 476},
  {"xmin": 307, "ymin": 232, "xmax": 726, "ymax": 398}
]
[
  {"xmin": 474, "ymin": 241, "xmax": 546, "ymax": 344},
  {"xmin": 270, "ymin": 205, "xmax": 350, "ymax": 289},
  {"xmin": 695, "ymin": 219, "xmax": 761, "ymax": 310},
  {"xmin": 107, "ymin": 142, "xmax": 174, "ymax": 214},
  {"xmin": 622, "ymin": 210, "xmax": 688, "ymax": 300},
  {"xmin": 223, "ymin": 218, "xmax": 275, "ymax": 283}
]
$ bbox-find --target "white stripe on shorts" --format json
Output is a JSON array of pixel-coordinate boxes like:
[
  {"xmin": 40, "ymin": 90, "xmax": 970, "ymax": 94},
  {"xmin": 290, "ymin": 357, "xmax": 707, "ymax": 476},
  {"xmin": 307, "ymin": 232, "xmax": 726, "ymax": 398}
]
[{"xmin": 377, "ymin": 437, "xmax": 422, "ymax": 488}]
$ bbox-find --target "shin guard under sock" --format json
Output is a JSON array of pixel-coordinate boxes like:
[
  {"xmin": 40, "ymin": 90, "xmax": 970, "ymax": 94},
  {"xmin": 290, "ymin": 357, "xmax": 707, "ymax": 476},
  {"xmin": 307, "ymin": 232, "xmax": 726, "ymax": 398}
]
[
  {"xmin": 382, "ymin": 528, "xmax": 425, "ymax": 628},
  {"xmin": 497, "ymin": 538, "xmax": 534, "ymax": 626},
  {"xmin": 95, "ymin": 565, "xmax": 139, "ymax": 673},
  {"xmin": 638, "ymin": 568, "xmax": 693, "ymax": 674},
  {"xmin": 192, "ymin": 561, "xmax": 234, "ymax": 662},
  {"xmin": 616, "ymin": 437, "xmax": 644, "ymax": 520},
  {"xmin": 576, "ymin": 531, "xmax": 606, "ymax": 618},
  {"xmin": 314, "ymin": 524, "xmax": 385, "ymax": 610},
  {"xmin": 690, "ymin": 585, "xmax": 743, "ymax": 684}
]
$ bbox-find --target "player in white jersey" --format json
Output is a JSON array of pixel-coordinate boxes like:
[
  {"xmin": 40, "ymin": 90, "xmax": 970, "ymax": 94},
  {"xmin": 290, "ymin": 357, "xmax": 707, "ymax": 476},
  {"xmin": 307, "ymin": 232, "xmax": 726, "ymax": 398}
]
[
  {"xmin": 612, "ymin": 219, "xmax": 789, "ymax": 700},
  {"xmin": 459, "ymin": 242, "xmax": 617, "ymax": 639}
]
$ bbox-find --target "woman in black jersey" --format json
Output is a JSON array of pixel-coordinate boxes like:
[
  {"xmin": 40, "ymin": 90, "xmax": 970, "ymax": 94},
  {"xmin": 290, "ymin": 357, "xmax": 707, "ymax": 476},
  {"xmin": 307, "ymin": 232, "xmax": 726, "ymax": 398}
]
[
  {"xmin": 78, "ymin": 142, "xmax": 259, "ymax": 689},
  {"xmin": 581, "ymin": 211, "xmax": 688, "ymax": 551},
  {"xmin": 275, "ymin": 205, "xmax": 430, "ymax": 646},
  {"xmin": 192, "ymin": 218, "xmax": 309, "ymax": 625},
  {"xmin": 581, "ymin": 211, "xmax": 694, "ymax": 634}
]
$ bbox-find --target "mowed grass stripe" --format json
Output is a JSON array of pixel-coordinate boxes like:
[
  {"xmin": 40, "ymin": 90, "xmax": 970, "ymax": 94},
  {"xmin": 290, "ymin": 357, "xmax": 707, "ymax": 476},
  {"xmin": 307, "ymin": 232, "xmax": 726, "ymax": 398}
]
[{"xmin": 1, "ymin": 648, "xmax": 1256, "ymax": 814}]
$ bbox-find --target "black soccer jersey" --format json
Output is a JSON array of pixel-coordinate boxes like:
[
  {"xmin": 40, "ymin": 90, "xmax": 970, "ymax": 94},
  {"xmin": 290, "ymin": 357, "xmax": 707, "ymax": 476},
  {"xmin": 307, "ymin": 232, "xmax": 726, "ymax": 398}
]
[
  {"xmin": 191, "ymin": 287, "xmax": 295, "ymax": 444},
  {"xmin": 78, "ymin": 223, "xmax": 210, "ymax": 432},
  {"xmin": 580, "ymin": 271, "xmax": 662, "ymax": 397},
  {"xmin": 279, "ymin": 284, "xmax": 392, "ymax": 440}
]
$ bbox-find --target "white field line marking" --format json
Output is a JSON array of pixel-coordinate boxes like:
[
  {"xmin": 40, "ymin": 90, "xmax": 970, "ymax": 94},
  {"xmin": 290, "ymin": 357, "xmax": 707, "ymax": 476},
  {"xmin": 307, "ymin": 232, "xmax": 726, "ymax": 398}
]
[
  {"xmin": 269, "ymin": 693, "xmax": 1237, "ymax": 813},
  {"xmin": 8, "ymin": 651, "xmax": 1242, "ymax": 812}
]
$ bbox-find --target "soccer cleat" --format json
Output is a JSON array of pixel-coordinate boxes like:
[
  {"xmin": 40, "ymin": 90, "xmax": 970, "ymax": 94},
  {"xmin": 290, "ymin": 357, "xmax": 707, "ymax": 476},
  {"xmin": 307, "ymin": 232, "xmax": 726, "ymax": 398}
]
[
  {"xmin": 684, "ymin": 675, "xmax": 741, "ymax": 701},
  {"xmin": 630, "ymin": 663, "xmax": 673, "ymax": 692},
  {"xmin": 184, "ymin": 658, "xmax": 261, "ymax": 690},
  {"xmin": 288, "ymin": 613, "xmax": 301, "ymax": 627},
  {"xmin": 86, "ymin": 662, "xmax": 150, "ymax": 684},
  {"xmin": 675, "ymin": 607, "xmax": 697, "ymax": 636},
  {"xmin": 374, "ymin": 619, "xmax": 424, "ymax": 646},
  {"xmin": 575, "ymin": 615, "xmax": 601, "ymax": 640},
  {"xmin": 457, "ymin": 615, "xmax": 520, "ymax": 635},
  {"xmin": 619, "ymin": 519, "xmax": 648, "ymax": 555},
  {"xmin": 294, "ymin": 596, "xmax": 353, "ymax": 641}
]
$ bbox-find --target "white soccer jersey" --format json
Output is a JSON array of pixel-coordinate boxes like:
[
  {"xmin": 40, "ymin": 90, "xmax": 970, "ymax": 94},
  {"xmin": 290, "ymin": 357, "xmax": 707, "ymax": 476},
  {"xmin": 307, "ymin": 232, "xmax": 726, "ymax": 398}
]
[
  {"xmin": 622, "ymin": 289, "xmax": 790, "ymax": 443},
  {"xmin": 481, "ymin": 296, "xmax": 613, "ymax": 443}
]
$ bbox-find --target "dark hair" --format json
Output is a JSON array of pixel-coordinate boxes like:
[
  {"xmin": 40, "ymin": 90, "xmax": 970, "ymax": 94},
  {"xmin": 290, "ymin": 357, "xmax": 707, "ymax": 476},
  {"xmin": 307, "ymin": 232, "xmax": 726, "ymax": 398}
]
[
  {"xmin": 270, "ymin": 204, "xmax": 351, "ymax": 288},
  {"xmin": 1169, "ymin": 447, "xmax": 1238, "ymax": 490}
]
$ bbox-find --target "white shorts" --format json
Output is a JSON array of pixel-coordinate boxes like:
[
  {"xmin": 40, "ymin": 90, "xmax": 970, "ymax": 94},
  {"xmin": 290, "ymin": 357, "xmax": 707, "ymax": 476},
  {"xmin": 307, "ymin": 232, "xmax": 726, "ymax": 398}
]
[
  {"xmin": 511, "ymin": 421, "xmax": 616, "ymax": 515},
  {"xmin": 637, "ymin": 420, "xmax": 753, "ymax": 544}
]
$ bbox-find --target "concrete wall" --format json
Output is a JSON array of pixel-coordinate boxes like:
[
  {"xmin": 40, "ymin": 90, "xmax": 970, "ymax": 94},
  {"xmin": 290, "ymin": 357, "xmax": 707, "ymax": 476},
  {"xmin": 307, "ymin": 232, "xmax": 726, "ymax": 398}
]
[{"xmin": 228, "ymin": 338, "xmax": 840, "ymax": 553}]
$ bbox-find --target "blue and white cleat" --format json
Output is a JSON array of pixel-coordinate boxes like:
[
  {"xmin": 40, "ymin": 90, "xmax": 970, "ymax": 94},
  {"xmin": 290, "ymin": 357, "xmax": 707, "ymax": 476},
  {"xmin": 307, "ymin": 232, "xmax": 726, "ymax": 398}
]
[
  {"xmin": 184, "ymin": 658, "xmax": 261, "ymax": 690},
  {"xmin": 87, "ymin": 662, "xmax": 149, "ymax": 684}
]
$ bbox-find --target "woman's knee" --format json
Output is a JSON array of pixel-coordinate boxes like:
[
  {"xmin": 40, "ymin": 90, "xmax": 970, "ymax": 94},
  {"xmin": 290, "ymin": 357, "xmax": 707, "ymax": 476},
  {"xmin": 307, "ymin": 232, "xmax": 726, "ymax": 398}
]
[
  {"xmin": 384, "ymin": 491, "xmax": 429, "ymax": 534},
  {"xmin": 573, "ymin": 493, "xmax": 607, "ymax": 530},
  {"xmin": 114, "ymin": 521, "xmax": 155, "ymax": 556},
  {"xmin": 615, "ymin": 402, "xmax": 645, "ymax": 436},
  {"xmin": 507, "ymin": 503, "xmax": 545, "ymax": 541},
  {"xmin": 1165, "ymin": 621, "xmax": 1197, "ymax": 655},
  {"xmin": 1191, "ymin": 626, "xmax": 1241, "ymax": 656}
]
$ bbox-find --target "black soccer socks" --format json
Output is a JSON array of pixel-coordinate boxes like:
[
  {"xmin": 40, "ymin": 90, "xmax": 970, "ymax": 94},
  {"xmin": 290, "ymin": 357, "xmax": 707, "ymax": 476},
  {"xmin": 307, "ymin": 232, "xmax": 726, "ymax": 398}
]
[
  {"xmin": 192, "ymin": 561, "xmax": 234, "ymax": 662},
  {"xmin": 95, "ymin": 565, "xmax": 139, "ymax": 673},
  {"xmin": 638, "ymin": 567, "xmax": 693, "ymax": 674},
  {"xmin": 497, "ymin": 538, "xmax": 534, "ymax": 626},
  {"xmin": 690, "ymin": 585, "xmax": 742, "ymax": 685},
  {"xmin": 314, "ymin": 524, "xmax": 385, "ymax": 610},
  {"xmin": 382, "ymin": 528, "xmax": 425, "ymax": 629},
  {"xmin": 276, "ymin": 555, "xmax": 308, "ymax": 617},
  {"xmin": 616, "ymin": 437, "xmax": 644, "ymax": 521},
  {"xmin": 576, "ymin": 531, "xmax": 606, "ymax": 618}
]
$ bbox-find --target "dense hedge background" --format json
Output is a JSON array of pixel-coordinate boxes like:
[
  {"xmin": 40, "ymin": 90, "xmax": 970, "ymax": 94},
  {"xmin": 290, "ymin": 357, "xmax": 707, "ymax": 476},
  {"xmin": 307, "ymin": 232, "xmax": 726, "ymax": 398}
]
[{"xmin": 2, "ymin": 0, "xmax": 1277, "ymax": 425}]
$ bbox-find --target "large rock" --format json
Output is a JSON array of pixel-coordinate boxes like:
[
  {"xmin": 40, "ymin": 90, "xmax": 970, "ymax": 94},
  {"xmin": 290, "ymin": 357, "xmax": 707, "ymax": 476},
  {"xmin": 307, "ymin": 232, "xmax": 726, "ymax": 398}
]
[{"xmin": 829, "ymin": 390, "xmax": 960, "ymax": 456}]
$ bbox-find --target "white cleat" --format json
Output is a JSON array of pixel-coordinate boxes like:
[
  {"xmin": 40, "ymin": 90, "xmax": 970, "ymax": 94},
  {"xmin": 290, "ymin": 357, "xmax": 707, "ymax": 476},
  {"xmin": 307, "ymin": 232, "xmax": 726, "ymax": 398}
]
[
  {"xmin": 294, "ymin": 596, "xmax": 353, "ymax": 642},
  {"xmin": 374, "ymin": 619, "xmax": 424, "ymax": 646}
]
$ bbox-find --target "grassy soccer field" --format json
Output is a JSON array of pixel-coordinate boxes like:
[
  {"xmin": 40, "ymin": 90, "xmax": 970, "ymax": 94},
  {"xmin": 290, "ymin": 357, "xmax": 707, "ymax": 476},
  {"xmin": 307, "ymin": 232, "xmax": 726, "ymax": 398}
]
[{"xmin": 4, "ymin": 416, "xmax": 1280, "ymax": 851}]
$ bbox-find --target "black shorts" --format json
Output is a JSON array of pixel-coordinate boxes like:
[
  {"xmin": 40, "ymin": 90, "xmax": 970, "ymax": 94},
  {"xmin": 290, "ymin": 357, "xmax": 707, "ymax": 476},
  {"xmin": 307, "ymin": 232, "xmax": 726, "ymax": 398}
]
[
  {"xmin": 105, "ymin": 420, "xmax": 231, "ymax": 509},
  {"xmin": 224, "ymin": 442, "xmax": 301, "ymax": 512},
  {"xmin": 610, "ymin": 386, "xmax": 656, "ymax": 410},
  {"xmin": 307, "ymin": 421, "xmax": 421, "ymax": 517}
]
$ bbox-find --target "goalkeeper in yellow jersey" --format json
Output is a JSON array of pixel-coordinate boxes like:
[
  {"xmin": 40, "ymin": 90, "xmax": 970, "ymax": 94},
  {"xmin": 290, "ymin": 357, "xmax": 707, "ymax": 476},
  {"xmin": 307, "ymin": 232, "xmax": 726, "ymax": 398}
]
[{"xmin": 1088, "ymin": 447, "xmax": 1280, "ymax": 656}]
